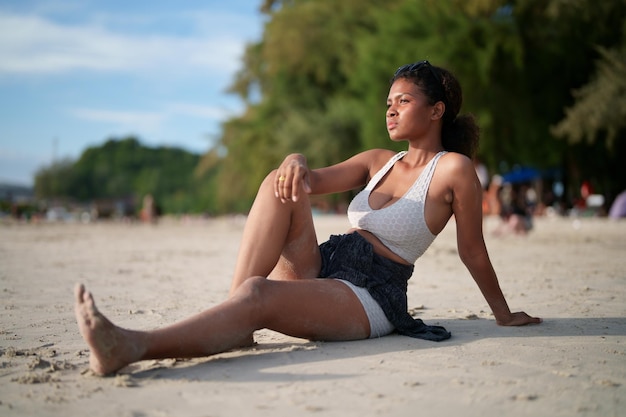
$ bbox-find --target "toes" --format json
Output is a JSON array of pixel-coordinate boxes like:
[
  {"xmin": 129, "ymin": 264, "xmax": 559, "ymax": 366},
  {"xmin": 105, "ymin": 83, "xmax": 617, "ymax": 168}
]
[
  {"xmin": 74, "ymin": 283, "xmax": 85, "ymax": 303},
  {"xmin": 75, "ymin": 283, "xmax": 96, "ymax": 310}
]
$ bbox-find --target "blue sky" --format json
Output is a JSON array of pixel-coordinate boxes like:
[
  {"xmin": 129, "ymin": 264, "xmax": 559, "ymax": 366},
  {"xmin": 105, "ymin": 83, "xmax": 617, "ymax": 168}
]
[{"xmin": 0, "ymin": 0, "xmax": 264, "ymax": 186}]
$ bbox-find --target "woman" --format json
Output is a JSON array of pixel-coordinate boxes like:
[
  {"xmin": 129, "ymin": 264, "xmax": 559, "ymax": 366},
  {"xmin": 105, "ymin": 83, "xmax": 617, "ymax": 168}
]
[{"xmin": 75, "ymin": 61, "xmax": 541, "ymax": 376}]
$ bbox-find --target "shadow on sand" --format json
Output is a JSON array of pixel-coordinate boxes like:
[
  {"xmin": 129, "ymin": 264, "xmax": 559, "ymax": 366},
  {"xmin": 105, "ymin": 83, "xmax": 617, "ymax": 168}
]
[{"xmin": 121, "ymin": 316, "xmax": 626, "ymax": 383}]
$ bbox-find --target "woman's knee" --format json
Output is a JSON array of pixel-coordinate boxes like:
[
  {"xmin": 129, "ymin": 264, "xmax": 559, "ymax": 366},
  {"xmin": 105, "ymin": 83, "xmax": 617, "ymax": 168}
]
[
  {"xmin": 234, "ymin": 274, "xmax": 266, "ymax": 295},
  {"xmin": 250, "ymin": 171, "xmax": 277, "ymax": 200},
  {"xmin": 233, "ymin": 276, "xmax": 290, "ymax": 329},
  {"xmin": 261, "ymin": 170, "xmax": 278, "ymax": 191},
  {"xmin": 232, "ymin": 276, "xmax": 271, "ymax": 315}
]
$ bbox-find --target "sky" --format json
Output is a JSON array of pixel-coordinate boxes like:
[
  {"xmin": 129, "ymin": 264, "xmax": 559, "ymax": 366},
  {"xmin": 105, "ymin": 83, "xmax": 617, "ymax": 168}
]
[{"xmin": 0, "ymin": 0, "xmax": 264, "ymax": 186}]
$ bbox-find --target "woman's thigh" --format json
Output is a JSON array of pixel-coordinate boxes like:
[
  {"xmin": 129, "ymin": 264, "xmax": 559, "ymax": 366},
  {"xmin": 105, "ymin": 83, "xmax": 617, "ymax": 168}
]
[{"xmin": 250, "ymin": 277, "xmax": 371, "ymax": 341}]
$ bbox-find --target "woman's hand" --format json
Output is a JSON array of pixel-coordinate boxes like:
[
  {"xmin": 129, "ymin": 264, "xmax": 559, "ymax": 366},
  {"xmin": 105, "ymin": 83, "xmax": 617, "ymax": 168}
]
[
  {"xmin": 274, "ymin": 154, "xmax": 312, "ymax": 203},
  {"xmin": 496, "ymin": 311, "xmax": 542, "ymax": 326}
]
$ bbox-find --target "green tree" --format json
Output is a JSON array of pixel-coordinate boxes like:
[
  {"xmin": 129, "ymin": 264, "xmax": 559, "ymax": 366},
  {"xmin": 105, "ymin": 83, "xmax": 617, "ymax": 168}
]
[
  {"xmin": 34, "ymin": 158, "xmax": 75, "ymax": 199},
  {"xmin": 551, "ymin": 40, "xmax": 626, "ymax": 203},
  {"xmin": 217, "ymin": 0, "xmax": 389, "ymax": 211},
  {"xmin": 34, "ymin": 137, "xmax": 207, "ymax": 215},
  {"xmin": 214, "ymin": 0, "xmax": 626, "ymax": 211},
  {"xmin": 552, "ymin": 44, "xmax": 626, "ymax": 149}
]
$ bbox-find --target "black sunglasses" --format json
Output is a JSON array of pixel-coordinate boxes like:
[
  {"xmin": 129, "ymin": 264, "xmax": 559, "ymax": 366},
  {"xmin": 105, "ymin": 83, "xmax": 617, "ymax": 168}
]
[{"xmin": 394, "ymin": 60, "xmax": 443, "ymax": 86}]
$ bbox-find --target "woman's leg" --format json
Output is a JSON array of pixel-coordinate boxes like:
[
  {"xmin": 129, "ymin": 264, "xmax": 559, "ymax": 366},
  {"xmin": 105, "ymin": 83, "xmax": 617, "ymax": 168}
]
[
  {"xmin": 75, "ymin": 276, "xmax": 369, "ymax": 376},
  {"xmin": 229, "ymin": 171, "xmax": 322, "ymax": 295},
  {"xmin": 74, "ymin": 170, "xmax": 347, "ymax": 375}
]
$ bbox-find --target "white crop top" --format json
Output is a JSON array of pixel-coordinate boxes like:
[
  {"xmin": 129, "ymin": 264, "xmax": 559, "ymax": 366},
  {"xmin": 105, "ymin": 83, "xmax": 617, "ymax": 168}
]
[{"xmin": 347, "ymin": 151, "xmax": 447, "ymax": 264}]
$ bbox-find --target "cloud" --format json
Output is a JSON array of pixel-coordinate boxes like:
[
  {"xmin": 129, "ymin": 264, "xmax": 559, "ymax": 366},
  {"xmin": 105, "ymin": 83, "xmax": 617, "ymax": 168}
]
[
  {"xmin": 0, "ymin": 10, "xmax": 250, "ymax": 76},
  {"xmin": 167, "ymin": 102, "xmax": 235, "ymax": 120},
  {"xmin": 69, "ymin": 101, "xmax": 237, "ymax": 133},
  {"xmin": 69, "ymin": 108, "xmax": 165, "ymax": 132}
]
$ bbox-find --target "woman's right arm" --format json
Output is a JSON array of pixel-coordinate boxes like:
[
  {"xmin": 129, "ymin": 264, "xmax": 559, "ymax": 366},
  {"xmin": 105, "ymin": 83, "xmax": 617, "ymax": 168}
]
[{"xmin": 273, "ymin": 149, "xmax": 392, "ymax": 203}]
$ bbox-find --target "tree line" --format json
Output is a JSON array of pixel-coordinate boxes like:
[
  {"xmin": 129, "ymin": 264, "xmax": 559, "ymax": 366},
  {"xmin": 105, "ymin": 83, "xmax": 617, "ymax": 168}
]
[
  {"xmin": 34, "ymin": 138, "xmax": 218, "ymax": 215},
  {"xmin": 34, "ymin": 0, "xmax": 626, "ymax": 215}
]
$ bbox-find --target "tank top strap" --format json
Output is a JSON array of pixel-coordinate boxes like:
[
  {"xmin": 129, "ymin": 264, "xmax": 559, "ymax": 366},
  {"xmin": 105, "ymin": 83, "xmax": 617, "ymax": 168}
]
[
  {"xmin": 421, "ymin": 151, "xmax": 447, "ymax": 184},
  {"xmin": 365, "ymin": 151, "xmax": 407, "ymax": 191},
  {"xmin": 410, "ymin": 151, "xmax": 447, "ymax": 197}
]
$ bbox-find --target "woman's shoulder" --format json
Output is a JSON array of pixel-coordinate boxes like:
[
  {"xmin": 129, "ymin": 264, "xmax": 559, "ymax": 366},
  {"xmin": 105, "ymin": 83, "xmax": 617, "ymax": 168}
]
[
  {"xmin": 347, "ymin": 149, "xmax": 401, "ymax": 180},
  {"xmin": 436, "ymin": 151, "xmax": 476, "ymax": 182},
  {"xmin": 359, "ymin": 148, "xmax": 398, "ymax": 158},
  {"xmin": 350, "ymin": 148, "xmax": 399, "ymax": 165},
  {"xmin": 439, "ymin": 151, "xmax": 473, "ymax": 169}
]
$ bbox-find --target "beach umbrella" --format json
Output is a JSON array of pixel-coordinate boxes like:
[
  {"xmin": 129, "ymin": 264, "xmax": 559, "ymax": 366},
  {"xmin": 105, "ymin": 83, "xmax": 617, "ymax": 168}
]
[{"xmin": 501, "ymin": 167, "xmax": 541, "ymax": 184}]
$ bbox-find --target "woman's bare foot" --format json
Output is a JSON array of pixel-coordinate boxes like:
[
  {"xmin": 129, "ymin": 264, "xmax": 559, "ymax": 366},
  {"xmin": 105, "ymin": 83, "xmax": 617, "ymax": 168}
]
[{"xmin": 74, "ymin": 284, "xmax": 145, "ymax": 376}]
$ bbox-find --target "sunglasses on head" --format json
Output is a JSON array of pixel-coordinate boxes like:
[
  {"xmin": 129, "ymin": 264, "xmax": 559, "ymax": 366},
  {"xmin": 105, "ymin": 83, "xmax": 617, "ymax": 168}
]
[{"xmin": 394, "ymin": 60, "xmax": 443, "ymax": 86}]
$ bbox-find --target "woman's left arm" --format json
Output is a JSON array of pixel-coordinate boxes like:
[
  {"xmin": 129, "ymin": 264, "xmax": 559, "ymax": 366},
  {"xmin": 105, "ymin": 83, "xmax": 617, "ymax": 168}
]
[{"xmin": 450, "ymin": 156, "xmax": 541, "ymax": 326}]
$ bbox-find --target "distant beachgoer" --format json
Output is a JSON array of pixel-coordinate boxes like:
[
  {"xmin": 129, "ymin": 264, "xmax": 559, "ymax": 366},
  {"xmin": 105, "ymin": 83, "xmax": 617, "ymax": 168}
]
[
  {"xmin": 609, "ymin": 190, "xmax": 626, "ymax": 219},
  {"xmin": 140, "ymin": 194, "xmax": 156, "ymax": 223},
  {"xmin": 484, "ymin": 174, "xmax": 503, "ymax": 216},
  {"xmin": 75, "ymin": 61, "xmax": 541, "ymax": 376},
  {"xmin": 474, "ymin": 158, "xmax": 489, "ymax": 189},
  {"xmin": 493, "ymin": 183, "xmax": 534, "ymax": 236}
]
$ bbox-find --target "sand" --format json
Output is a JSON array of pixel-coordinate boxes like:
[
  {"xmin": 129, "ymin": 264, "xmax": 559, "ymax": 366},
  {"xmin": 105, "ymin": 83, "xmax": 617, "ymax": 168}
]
[{"xmin": 0, "ymin": 214, "xmax": 624, "ymax": 417}]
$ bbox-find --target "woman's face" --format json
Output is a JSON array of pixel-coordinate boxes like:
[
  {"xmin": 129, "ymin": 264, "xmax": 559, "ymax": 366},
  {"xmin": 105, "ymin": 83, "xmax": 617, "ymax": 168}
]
[{"xmin": 386, "ymin": 78, "xmax": 439, "ymax": 142}]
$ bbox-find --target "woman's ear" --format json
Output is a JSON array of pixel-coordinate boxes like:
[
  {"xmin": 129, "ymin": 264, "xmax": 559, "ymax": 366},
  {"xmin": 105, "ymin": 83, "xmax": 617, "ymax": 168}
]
[{"xmin": 431, "ymin": 101, "xmax": 446, "ymax": 120}]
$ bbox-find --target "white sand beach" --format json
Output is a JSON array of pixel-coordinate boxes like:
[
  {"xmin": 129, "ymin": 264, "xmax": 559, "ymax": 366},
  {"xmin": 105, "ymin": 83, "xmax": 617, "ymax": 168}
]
[{"xmin": 1, "ymin": 214, "xmax": 624, "ymax": 416}]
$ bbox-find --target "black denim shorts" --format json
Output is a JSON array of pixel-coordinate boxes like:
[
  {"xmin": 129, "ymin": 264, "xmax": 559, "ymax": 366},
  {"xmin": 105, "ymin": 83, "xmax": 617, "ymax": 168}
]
[{"xmin": 318, "ymin": 233, "xmax": 451, "ymax": 341}]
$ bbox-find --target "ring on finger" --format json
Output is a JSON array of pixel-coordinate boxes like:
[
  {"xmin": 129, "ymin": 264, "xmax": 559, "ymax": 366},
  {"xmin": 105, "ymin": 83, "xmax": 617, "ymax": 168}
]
[{"xmin": 278, "ymin": 176, "xmax": 286, "ymax": 182}]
